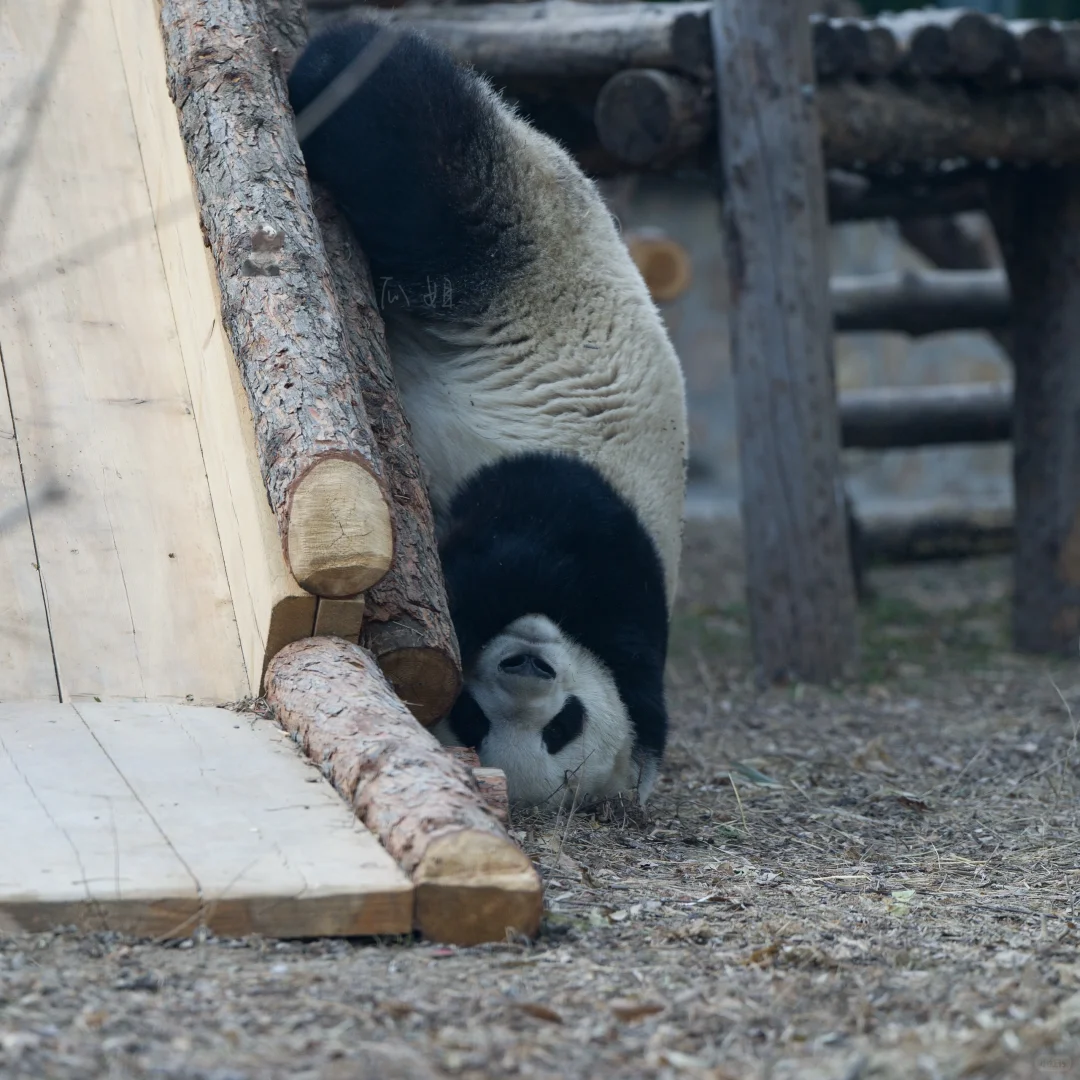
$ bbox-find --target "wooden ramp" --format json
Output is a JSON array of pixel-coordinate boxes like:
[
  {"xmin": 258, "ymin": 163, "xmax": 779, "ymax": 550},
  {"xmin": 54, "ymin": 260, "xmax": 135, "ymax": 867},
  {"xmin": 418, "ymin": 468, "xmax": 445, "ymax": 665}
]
[
  {"xmin": 0, "ymin": 2, "xmax": 412, "ymax": 934},
  {"xmin": 0, "ymin": 703, "xmax": 413, "ymax": 937}
]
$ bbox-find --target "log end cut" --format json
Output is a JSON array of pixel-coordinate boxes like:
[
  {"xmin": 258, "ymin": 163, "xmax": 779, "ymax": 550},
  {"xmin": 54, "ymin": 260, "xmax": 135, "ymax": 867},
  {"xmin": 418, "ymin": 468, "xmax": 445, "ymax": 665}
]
[
  {"xmin": 286, "ymin": 457, "xmax": 393, "ymax": 597},
  {"xmin": 378, "ymin": 645, "xmax": 462, "ymax": 726},
  {"xmin": 413, "ymin": 828, "xmax": 543, "ymax": 946}
]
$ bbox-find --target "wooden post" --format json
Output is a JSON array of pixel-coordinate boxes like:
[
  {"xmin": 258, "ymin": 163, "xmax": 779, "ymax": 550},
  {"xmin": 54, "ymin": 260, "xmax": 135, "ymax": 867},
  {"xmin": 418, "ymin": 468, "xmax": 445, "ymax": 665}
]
[
  {"xmin": 991, "ymin": 168, "xmax": 1080, "ymax": 655},
  {"xmin": 712, "ymin": 0, "xmax": 858, "ymax": 683}
]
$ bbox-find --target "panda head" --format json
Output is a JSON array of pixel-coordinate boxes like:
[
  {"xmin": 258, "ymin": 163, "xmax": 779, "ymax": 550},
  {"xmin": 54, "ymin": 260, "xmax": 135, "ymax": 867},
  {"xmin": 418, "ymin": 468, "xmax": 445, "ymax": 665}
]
[{"xmin": 438, "ymin": 614, "xmax": 657, "ymax": 808}]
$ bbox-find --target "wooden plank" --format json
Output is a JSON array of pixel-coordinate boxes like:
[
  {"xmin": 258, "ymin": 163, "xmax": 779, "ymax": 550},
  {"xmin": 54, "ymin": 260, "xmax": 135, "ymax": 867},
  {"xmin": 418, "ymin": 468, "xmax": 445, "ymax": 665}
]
[
  {"xmin": 712, "ymin": 0, "xmax": 858, "ymax": 683},
  {"xmin": 0, "ymin": 0, "xmax": 248, "ymax": 703},
  {"xmin": 314, "ymin": 596, "xmax": 366, "ymax": 641},
  {"xmin": 0, "ymin": 702, "xmax": 200, "ymax": 936},
  {"xmin": 0, "ymin": 406, "xmax": 57, "ymax": 699},
  {"xmin": 77, "ymin": 702, "xmax": 413, "ymax": 937},
  {"xmin": 109, "ymin": 0, "xmax": 317, "ymax": 692},
  {"xmin": 0, "ymin": 702, "xmax": 414, "ymax": 938}
]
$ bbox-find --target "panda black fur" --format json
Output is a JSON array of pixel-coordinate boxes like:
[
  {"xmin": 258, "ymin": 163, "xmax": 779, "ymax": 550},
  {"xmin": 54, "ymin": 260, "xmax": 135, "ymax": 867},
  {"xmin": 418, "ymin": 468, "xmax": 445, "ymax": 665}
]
[{"xmin": 287, "ymin": 21, "xmax": 688, "ymax": 807}]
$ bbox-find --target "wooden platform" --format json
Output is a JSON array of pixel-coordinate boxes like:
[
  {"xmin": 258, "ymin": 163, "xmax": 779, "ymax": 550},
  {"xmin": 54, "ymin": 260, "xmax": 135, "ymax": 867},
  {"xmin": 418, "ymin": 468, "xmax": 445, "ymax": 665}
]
[
  {"xmin": 0, "ymin": 702, "xmax": 414, "ymax": 937},
  {"xmin": 0, "ymin": 1, "xmax": 417, "ymax": 936}
]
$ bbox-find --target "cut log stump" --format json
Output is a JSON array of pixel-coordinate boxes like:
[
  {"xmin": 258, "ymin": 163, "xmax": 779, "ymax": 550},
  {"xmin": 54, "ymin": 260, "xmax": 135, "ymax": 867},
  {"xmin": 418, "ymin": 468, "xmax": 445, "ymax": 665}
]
[{"xmin": 265, "ymin": 638, "xmax": 542, "ymax": 945}]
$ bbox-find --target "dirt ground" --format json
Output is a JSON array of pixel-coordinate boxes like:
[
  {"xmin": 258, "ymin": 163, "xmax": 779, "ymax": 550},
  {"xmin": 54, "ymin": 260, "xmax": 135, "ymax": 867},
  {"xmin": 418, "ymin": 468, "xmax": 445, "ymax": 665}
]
[{"xmin": 3, "ymin": 521, "xmax": 1080, "ymax": 1080}]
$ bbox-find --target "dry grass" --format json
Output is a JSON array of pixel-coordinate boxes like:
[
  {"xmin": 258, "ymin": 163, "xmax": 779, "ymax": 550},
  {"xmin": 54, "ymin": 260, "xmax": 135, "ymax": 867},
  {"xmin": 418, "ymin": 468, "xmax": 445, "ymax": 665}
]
[{"xmin": 2, "ymin": 522, "xmax": 1080, "ymax": 1079}]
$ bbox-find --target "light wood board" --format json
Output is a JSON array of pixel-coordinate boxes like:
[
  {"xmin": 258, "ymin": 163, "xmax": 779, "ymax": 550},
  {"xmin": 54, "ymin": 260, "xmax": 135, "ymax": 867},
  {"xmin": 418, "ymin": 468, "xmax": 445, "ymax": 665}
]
[
  {"xmin": 0, "ymin": 702, "xmax": 414, "ymax": 937},
  {"xmin": 0, "ymin": 0, "xmax": 249, "ymax": 702},
  {"xmin": 0, "ymin": 399, "xmax": 56, "ymax": 698},
  {"xmin": 109, "ymin": 0, "xmax": 327, "ymax": 691}
]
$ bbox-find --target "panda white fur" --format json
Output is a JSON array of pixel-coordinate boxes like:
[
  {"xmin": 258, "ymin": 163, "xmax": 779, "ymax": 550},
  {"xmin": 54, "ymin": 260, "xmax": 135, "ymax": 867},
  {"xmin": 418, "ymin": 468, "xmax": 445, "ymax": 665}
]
[{"xmin": 287, "ymin": 21, "xmax": 688, "ymax": 808}]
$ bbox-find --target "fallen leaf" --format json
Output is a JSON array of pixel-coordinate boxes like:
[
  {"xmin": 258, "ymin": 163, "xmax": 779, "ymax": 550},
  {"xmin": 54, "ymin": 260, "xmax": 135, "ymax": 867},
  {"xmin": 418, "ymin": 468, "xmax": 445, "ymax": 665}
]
[
  {"xmin": 897, "ymin": 794, "xmax": 931, "ymax": 812},
  {"xmin": 515, "ymin": 1001, "xmax": 563, "ymax": 1024},
  {"xmin": 610, "ymin": 999, "xmax": 666, "ymax": 1023}
]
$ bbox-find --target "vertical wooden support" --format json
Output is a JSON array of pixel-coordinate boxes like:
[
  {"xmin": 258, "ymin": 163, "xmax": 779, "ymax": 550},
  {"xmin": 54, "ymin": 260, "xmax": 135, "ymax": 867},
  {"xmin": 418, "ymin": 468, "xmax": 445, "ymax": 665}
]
[
  {"xmin": 991, "ymin": 168, "xmax": 1080, "ymax": 655},
  {"xmin": 711, "ymin": 0, "xmax": 858, "ymax": 683}
]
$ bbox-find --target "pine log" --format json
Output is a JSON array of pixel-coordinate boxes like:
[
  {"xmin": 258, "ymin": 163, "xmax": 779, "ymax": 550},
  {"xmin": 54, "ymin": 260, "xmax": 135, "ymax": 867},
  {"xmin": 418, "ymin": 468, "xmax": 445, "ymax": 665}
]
[
  {"xmin": 877, "ymin": 8, "xmax": 1015, "ymax": 80},
  {"xmin": 861, "ymin": 503, "xmax": 1014, "ymax": 564},
  {"xmin": 160, "ymin": 0, "xmax": 393, "ymax": 598},
  {"xmin": 825, "ymin": 168, "xmax": 991, "ymax": 222},
  {"xmin": 839, "ymin": 382, "xmax": 1012, "ymax": 450},
  {"xmin": 593, "ymin": 69, "xmax": 1080, "ymax": 170},
  {"xmin": 990, "ymin": 168, "xmax": 1080, "ymax": 655},
  {"xmin": 713, "ymin": 0, "xmax": 858, "ymax": 684},
  {"xmin": 443, "ymin": 747, "xmax": 510, "ymax": 823},
  {"xmin": 265, "ymin": 638, "xmax": 542, "ymax": 944},
  {"xmin": 1014, "ymin": 20, "xmax": 1080, "ymax": 82},
  {"xmin": 595, "ymin": 68, "xmax": 709, "ymax": 167},
  {"xmin": 831, "ymin": 267, "xmax": 1010, "ymax": 336},
  {"xmin": 312, "ymin": 192, "xmax": 463, "ymax": 725},
  {"xmin": 261, "ymin": 0, "xmax": 463, "ymax": 723}
]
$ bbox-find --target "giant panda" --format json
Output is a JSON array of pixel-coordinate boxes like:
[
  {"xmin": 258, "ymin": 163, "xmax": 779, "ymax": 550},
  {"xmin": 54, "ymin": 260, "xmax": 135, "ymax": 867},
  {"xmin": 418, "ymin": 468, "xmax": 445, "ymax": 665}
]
[{"xmin": 287, "ymin": 20, "xmax": 689, "ymax": 808}]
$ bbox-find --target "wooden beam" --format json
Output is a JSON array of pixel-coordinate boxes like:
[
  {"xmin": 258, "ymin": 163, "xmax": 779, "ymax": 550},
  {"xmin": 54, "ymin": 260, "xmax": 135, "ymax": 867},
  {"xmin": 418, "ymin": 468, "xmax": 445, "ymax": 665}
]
[
  {"xmin": 712, "ymin": 0, "xmax": 858, "ymax": 684},
  {"xmin": 839, "ymin": 383, "xmax": 1012, "ymax": 450},
  {"xmin": 860, "ymin": 503, "xmax": 1013, "ymax": 565},
  {"xmin": 0, "ymin": 702, "xmax": 413, "ymax": 938},
  {"xmin": 111, "ymin": 0, "xmax": 318, "ymax": 693},
  {"xmin": 265, "ymin": 638, "xmax": 543, "ymax": 945},
  {"xmin": 159, "ymin": 0, "xmax": 394, "ymax": 599},
  {"xmin": 991, "ymin": 168, "xmax": 1080, "ymax": 655},
  {"xmin": 591, "ymin": 67, "xmax": 1080, "ymax": 171},
  {"xmin": 831, "ymin": 268, "xmax": 1010, "ymax": 336}
]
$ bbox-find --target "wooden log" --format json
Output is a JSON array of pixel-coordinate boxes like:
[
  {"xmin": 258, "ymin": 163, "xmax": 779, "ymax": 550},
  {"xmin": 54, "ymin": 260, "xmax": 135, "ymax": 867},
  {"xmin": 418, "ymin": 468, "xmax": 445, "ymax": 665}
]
[
  {"xmin": 261, "ymin": 0, "xmax": 463, "ymax": 723},
  {"xmin": 825, "ymin": 168, "xmax": 991, "ymax": 222},
  {"xmin": 265, "ymin": 638, "xmax": 543, "ymax": 945},
  {"xmin": 442, "ymin": 747, "xmax": 510, "ymax": 823},
  {"xmin": 312, "ymin": 191, "xmax": 463, "ymax": 726},
  {"xmin": 831, "ymin": 267, "xmax": 1010, "ymax": 336},
  {"xmin": 160, "ymin": 0, "xmax": 393, "ymax": 599},
  {"xmin": 861, "ymin": 503, "xmax": 1014, "ymax": 564},
  {"xmin": 1011, "ymin": 20, "xmax": 1080, "ymax": 83},
  {"xmin": 713, "ymin": 0, "xmax": 858, "ymax": 684},
  {"xmin": 990, "ymin": 167, "xmax": 1080, "ymax": 655},
  {"xmin": 876, "ymin": 8, "xmax": 1013, "ymax": 80},
  {"xmin": 839, "ymin": 382, "xmax": 1012, "ymax": 450},
  {"xmin": 594, "ymin": 68, "xmax": 709, "ymax": 168},
  {"xmin": 592, "ymin": 70, "xmax": 1080, "ymax": 170}
]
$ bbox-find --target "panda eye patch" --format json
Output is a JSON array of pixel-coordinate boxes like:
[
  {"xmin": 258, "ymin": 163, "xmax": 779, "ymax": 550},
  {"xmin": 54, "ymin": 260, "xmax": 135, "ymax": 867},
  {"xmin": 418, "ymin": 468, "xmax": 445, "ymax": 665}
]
[{"xmin": 541, "ymin": 695, "xmax": 585, "ymax": 755}]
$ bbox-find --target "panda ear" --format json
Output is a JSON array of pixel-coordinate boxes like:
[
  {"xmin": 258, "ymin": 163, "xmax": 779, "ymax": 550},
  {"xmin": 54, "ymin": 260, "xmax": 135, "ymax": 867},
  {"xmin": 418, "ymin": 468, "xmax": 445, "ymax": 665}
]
[{"xmin": 446, "ymin": 687, "xmax": 491, "ymax": 749}]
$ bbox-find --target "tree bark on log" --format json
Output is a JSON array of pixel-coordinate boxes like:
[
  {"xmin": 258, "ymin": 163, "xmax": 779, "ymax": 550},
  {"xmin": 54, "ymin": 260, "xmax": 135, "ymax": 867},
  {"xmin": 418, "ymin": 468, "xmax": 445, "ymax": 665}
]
[
  {"xmin": 311, "ymin": 2, "xmax": 1080, "ymax": 85},
  {"xmin": 160, "ymin": 0, "xmax": 393, "ymax": 598},
  {"xmin": 595, "ymin": 69, "xmax": 709, "ymax": 167},
  {"xmin": 265, "ymin": 638, "xmax": 542, "ymax": 945},
  {"xmin": 831, "ymin": 268, "xmax": 1010, "ymax": 336},
  {"xmin": 313, "ymin": 192, "xmax": 463, "ymax": 725},
  {"xmin": 861, "ymin": 503, "xmax": 1014, "ymax": 564},
  {"xmin": 990, "ymin": 168, "xmax": 1080, "ymax": 655},
  {"xmin": 839, "ymin": 382, "xmax": 1012, "ymax": 450},
  {"xmin": 713, "ymin": 0, "xmax": 858, "ymax": 685},
  {"xmin": 592, "ymin": 68, "xmax": 1080, "ymax": 171},
  {"xmin": 260, "ymin": 0, "xmax": 463, "ymax": 724},
  {"xmin": 443, "ymin": 747, "xmax": 510, "ymax": 823}
]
